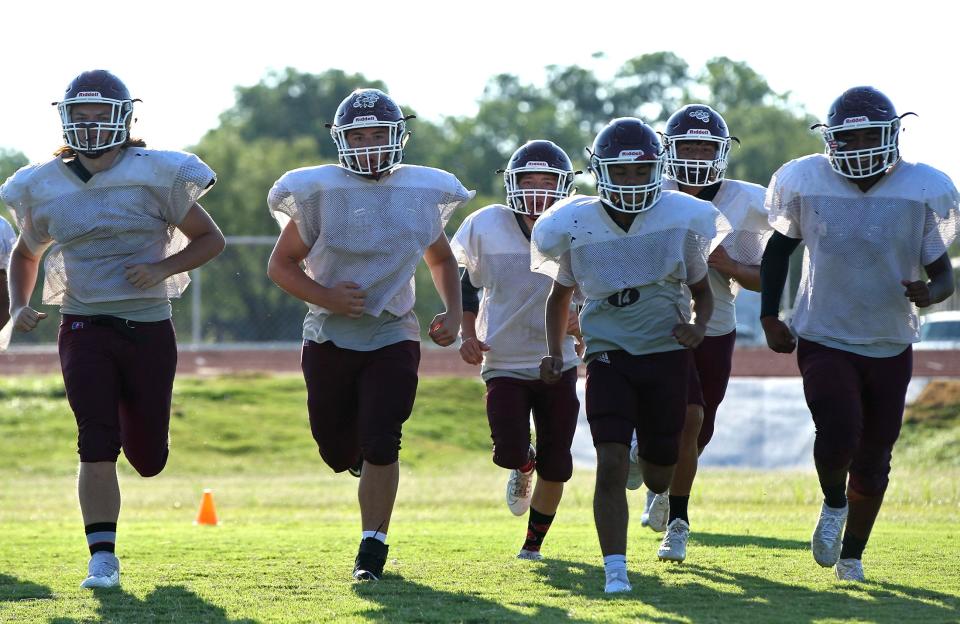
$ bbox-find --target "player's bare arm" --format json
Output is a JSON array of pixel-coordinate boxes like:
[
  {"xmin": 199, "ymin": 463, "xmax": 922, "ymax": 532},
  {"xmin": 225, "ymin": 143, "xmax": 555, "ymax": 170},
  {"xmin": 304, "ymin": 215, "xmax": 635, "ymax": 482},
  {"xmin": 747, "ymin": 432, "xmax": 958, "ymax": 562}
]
[
  {"xmin": 8, "ymin": 238, "xmax": 47, "ymax": 332},
  {"xmin": 125, "ymin": 203, "xmax": 225, "ymax": 289},
  {"xmin": 267, "ymin": 220, "xmax": 366, "ymax": 318},
  {"xmin": 901, "ymin": 252, "xmax": 954, "ymax": 308},
  {"xmin": 708, "ymin": 245, "xmax": 761, "ymax": 291},
  {"xmin": 673, "ymin": 275, "xmax": 712, "ymax": 348},
  {"xmin": 541, "ymin": 281, "xmax": 573, "ymax": 384},
  {"xmin": 423, "ymin": 233, "xmax": 462, "ymax": 347}
]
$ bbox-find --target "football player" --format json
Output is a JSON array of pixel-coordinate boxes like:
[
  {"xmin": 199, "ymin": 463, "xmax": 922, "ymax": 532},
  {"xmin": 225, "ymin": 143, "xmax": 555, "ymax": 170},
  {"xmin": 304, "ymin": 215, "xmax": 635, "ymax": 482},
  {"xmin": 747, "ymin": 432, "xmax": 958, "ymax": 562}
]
[
  {"xmin": 761, "ymin": 86, "xmax": 959, "ymax": 582},
  {"xmin": 0, "ymin": 214, "xmax": 15, "ymax": 329},
  {"xmin": 1, "ymin": 70, "xmax": 224, "ymax": 589},
  {"xmin": 450, "ymin": 140, "xmax": 582, "ymax": 561},
  {"xmin": 267, "ymin": 88, "xmax": 473, "ymax": 582},
  {"xmin": 532, "ymin": 118, "xmax": 723, "ymax": 593},
  {"xmin": 634, "ymin": 105, "xmax": 772, "ymax": 564}
]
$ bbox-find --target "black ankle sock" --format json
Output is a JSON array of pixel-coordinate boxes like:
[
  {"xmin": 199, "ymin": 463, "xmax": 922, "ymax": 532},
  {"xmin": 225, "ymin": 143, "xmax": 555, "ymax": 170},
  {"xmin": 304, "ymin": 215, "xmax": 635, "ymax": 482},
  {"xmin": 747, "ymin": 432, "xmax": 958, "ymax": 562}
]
[
  {"xmin": 823, "ymin": 484, "xmax": 847, "ymax": 509},
  {"xmin": 840, "ymin": 532, "xmax": 867, "ymax": 560},
  {"xmin": 85, "ymin": 522, "xmax": 117, "ymax": 555},
  {"xmin": 668, "ymin": 495, "xmax": 689, "ymax": 524},
  {"xmin": 522, "ymin": 507, "xmax": 555, "ymax": 553}
]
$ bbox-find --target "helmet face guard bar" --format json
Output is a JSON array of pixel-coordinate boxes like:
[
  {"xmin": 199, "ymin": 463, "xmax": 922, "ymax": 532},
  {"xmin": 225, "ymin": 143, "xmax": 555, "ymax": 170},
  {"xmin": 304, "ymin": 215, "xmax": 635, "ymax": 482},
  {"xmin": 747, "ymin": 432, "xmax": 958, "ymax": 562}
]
[
  {"xmin": 818, "ymin": 119, "xmax": 901, "ymax": 179},
  {"xmin": 664, "ymin": 135, "xmax": 732, "ymax": 186},
  {"xmin": 330, "ymin": 118, "xmax": 408, "ymax": 176},
  {"xmin": 57, "ymin": 95, "xmax": 133, "ymax": 153},
  {"xmin": 503, "ymin": 165, "xmax": 575, "ymax": 216},
  {"xmin": 591, "ymin": 154, "xmax": 664, "ymax": 213}
]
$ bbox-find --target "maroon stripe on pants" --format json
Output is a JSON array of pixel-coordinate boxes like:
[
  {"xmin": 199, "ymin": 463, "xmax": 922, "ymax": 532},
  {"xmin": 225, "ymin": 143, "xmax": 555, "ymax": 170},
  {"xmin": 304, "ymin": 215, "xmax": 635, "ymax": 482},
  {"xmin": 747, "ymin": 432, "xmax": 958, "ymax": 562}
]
[
  {"xmin": 797, "ymin": 338, "xmax": 912, "ymax": 496},
  {"xmin": 58, "ymin": 315, "xmax": 177, "ymax": 477},
  {"xmin": 690, "ymin": 330, "xmax": 737, "ymax": 449},
  {"xmin": 301, "ymin": 340, "xmax": 420, "ymax": 471},
  {"xmin": 585, "ymin": 349, "xmax": 688, "ymax": 466},
  {"xmin": 484, "ymin": 367, "xmax": 580, "ymax": 482}
]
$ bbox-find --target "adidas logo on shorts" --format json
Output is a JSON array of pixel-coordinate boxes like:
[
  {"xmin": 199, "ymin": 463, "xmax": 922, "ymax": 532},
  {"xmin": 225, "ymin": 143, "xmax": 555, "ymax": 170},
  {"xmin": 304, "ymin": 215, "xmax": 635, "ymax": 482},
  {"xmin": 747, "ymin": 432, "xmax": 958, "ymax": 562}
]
[{"xmin": 597, "ymin": 352, "xmax": 610, "ymax": 364}]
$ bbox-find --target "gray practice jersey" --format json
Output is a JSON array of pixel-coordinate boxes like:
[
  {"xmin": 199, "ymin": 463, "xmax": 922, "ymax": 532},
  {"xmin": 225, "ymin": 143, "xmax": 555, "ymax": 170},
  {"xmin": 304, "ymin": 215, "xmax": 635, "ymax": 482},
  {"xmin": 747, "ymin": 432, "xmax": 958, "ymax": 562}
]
[
  {"xmin": 268, "ymin": 163, "xmax": 472, "ymax": 349},
  {"xmin": 0, "ymin": 149, "xmax": 215, "ymax": 312},
  {"xmin": 0, "ymin": 216, "xmax": 15, "ymax": 269},
  {"xmin": 767, "ymin": 154, "xmax": 960, "ymax": 350},
  {"xmin": 451, "ymin": 204, "xmax": 579, "ymax": 375},
  {"xmin": 663, "ymin": 178, "xmax": 772, "ymax": 336},
  {"xmin": 531, "ymin": 192, "xmax": 725, "ymax": 360}
]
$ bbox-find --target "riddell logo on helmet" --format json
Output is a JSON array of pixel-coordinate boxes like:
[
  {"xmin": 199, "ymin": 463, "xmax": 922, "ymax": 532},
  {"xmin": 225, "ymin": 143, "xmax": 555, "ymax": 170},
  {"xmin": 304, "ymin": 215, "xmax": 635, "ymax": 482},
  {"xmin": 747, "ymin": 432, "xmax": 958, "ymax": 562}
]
[
  {"xmin": 842, "ymin": 116, "xmax": 870, "ymax": 124},
  {"xmin": 354, "ymin": 115, "xmax": 378, "ymax": 122},
  {"xmin": 76, "ymin": 91, "xmax": 102, "ymax": 97},
  {"xmin": 687, "ymin": 129, "xmax": 711, "ymax": 135},
  {"xmin": 618, "ymin": 150, "xmax": 645, "ymax": 158},
  {"xmin": 525, "ymin": 161, "xmax": 549, "ymax": 167}
]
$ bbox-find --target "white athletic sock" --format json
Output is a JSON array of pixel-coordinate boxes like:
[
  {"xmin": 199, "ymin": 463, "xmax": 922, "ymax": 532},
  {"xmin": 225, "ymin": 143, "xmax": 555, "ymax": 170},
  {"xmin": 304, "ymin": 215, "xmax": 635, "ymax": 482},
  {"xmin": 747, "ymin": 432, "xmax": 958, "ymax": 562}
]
[
  {"xmin": 362, "ymin": 530, "xmax": 387, "ymax": 544},
  {"xmin": 603, "ymin": 554, "xmax": 627, "ymax": 573}
]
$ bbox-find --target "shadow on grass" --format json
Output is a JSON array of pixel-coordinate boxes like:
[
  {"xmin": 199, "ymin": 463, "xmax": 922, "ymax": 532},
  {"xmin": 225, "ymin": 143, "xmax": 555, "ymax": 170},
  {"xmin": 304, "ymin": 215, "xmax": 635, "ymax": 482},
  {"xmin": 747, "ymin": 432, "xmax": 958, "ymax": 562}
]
[
  {"xmin": 352, "ymin": 574, "xmax": 592, "ymax": 623},
  {"xmin": 533, "ymin": 559, "xmax": 958, "ymax": 623},
  {"xmin": 692, "ymin": 532, "xmax": 808, "ymax": 550},
  {"xmin": 49, "ymin": 585, "xmax": 259, "ymax": 624},
  {"xmin": 0, "ymin": 573, "xmax": 53, "ymax": 602}
]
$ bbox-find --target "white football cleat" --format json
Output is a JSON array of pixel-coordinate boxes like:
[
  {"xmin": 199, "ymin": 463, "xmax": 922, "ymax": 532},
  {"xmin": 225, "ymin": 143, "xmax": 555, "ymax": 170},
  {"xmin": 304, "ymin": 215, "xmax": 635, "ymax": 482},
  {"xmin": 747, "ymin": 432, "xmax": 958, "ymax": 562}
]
[
  {"xmin": 626, "ymin": 440, "xmax": 643, "ymax": 491},
  {"xmin": 604, "ymin": 569, "xmax": 632, "ymax": 593},
  {"xmin": 506, "ymin": 445, "xmax": 536, "ymax": 516},
  {"xmin": 811, "ymin": 502, "xmax": 848, "ymax": 567},
  {"xmin": 645, "ymin": 492, "xmax": 670, "ymax": 533},
  {"xmin": 835, "ymin": 558, "xmax": 865, "ymax": 582},
  {"xmin": 516, "ymin": 548, "xmax": 544, "ymax": 561},
  {"xmin": 80, "ymin": 551, "xmax": 120, "ymax": 589},
  {"xmin": 658, "ymin": 519, "xmax": 689, "ymax": 562}
]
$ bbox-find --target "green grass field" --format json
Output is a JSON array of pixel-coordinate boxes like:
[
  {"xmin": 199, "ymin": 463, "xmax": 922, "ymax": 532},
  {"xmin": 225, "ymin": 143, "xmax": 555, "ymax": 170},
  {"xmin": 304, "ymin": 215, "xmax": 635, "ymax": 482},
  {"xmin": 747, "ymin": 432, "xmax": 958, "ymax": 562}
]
[{"xmin": 1, "ymin": 374, "xmax": 958, "ymax": 623}]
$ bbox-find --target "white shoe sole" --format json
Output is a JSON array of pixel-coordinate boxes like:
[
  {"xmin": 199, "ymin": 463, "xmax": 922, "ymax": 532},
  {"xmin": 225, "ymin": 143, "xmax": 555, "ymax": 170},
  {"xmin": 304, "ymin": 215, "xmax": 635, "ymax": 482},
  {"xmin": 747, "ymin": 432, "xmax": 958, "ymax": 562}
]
[{"xmin": 80, "ymin": 572, "xmax": 120, "ymax": 589}]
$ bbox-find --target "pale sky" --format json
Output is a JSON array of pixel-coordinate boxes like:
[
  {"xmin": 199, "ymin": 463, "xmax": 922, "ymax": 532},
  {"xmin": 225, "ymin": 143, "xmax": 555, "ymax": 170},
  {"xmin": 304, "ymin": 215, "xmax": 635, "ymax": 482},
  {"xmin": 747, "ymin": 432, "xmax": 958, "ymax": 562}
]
[{"xmin": 5, "ymin": 1, "xmax": 955, "ymax": 185}]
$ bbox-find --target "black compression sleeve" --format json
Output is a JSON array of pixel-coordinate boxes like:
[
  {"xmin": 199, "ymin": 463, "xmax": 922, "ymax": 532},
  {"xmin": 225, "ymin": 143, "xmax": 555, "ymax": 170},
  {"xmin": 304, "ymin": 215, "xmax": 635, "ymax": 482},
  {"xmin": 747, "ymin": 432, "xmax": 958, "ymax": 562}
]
[
  {"xmin": 461, "ymin": 268, "xmax": 480, "ymax": 314},
  {"xmin": 760, "ymin": 231, "xmax": 801, "ymax": 318}
]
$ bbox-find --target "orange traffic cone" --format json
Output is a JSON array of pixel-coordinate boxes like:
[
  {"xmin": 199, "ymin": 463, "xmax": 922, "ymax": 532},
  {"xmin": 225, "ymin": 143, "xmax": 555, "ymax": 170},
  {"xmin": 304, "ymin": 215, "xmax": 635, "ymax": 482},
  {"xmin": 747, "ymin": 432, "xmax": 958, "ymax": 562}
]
[{"xmin": 194, "ymin": 489, "xmax": 219, "ymax": 526}]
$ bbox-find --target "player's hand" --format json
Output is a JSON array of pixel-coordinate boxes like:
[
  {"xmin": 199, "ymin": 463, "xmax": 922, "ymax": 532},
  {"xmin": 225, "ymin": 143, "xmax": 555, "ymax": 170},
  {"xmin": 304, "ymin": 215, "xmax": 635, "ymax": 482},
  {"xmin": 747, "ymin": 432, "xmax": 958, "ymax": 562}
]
[
  {"xmin": 459, "ymin": 336, "xmax": 490, "ymax": 365},
  {"xmin": 11, "ymin": 306, "xmax": 47, "ymax": 333},
  {"xmin": 325, "ymin": 282, "xmax": 366, "ymax": 318},
  {"xmin": 565, "ymin": 309, "xmax": 582, "ymax": 338},
  {"xmin": 672, "ymin": 322, "xmax": 706, "ymax": 349},
  {"xmin": 540, "ymin": 355, "xmax": 564, "ymax": 384},
  {"xmin": 902, "ymin": 279, "xmax": 933, "ymax": 308},
  {"xmin": 708, "ymin": 245, "xmax": 738, "ymax": 278},
  {"xmin": 761, "ymin": 316, "xmax": 797, "ymax": 353},
  {"xmin": 124, "ymin": 263, "xmax": 169, "ymax": 289},
  {"xmin": 429, "ymin": 313, "xmax": 458, "ymax": 347}
]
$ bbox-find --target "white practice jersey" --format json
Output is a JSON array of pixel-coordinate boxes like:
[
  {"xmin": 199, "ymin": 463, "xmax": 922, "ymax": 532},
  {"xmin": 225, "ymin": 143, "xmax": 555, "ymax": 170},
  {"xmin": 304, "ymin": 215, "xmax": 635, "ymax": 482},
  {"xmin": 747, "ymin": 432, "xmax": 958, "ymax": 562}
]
[
  {"xmin": 0, "ymin": 149, "xmax": 215, "ymax": 305},
  {"xmin": 268, "ymin": 164, "xmax": 472, "ymax": 336},
  {"xmin": 0, "ymin": 216, "xmax": 15, "ymax": 269},
  {"xmin": 767, "ymin": 154, "xmax": 960, "ymax": 346},
  {"xmin": 532, "ymin": 192, "xmax": 725, "ymax": 357},
  {"xmin": 664, "ymin": 178, "xmax": 772, "ymax": 335},
  {"xmin": 451, "ymin": 204, "xmax": 578, "ymax": 371}
]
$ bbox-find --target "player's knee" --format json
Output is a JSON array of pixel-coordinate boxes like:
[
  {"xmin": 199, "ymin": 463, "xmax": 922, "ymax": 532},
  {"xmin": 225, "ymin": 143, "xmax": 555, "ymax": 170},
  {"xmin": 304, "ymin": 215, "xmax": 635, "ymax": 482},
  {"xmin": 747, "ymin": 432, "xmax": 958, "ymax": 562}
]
[
  {"xmin": 536, "ymin": 453, "xmax": 573, "ymax": 482},
  {"xmin": 639, "ymin": 434, "xmax": 680, "ymax": 468},
  {"xmin": 492, "ymin": 442, "xmax": 530, "ymax": 470},
  {"xmin": 360, "ymin": 436, "xmax": 400, "ymax": 467},
  {"xmin": 128, "ymin": 449, "xmax": 168, "ymax": 478}
]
